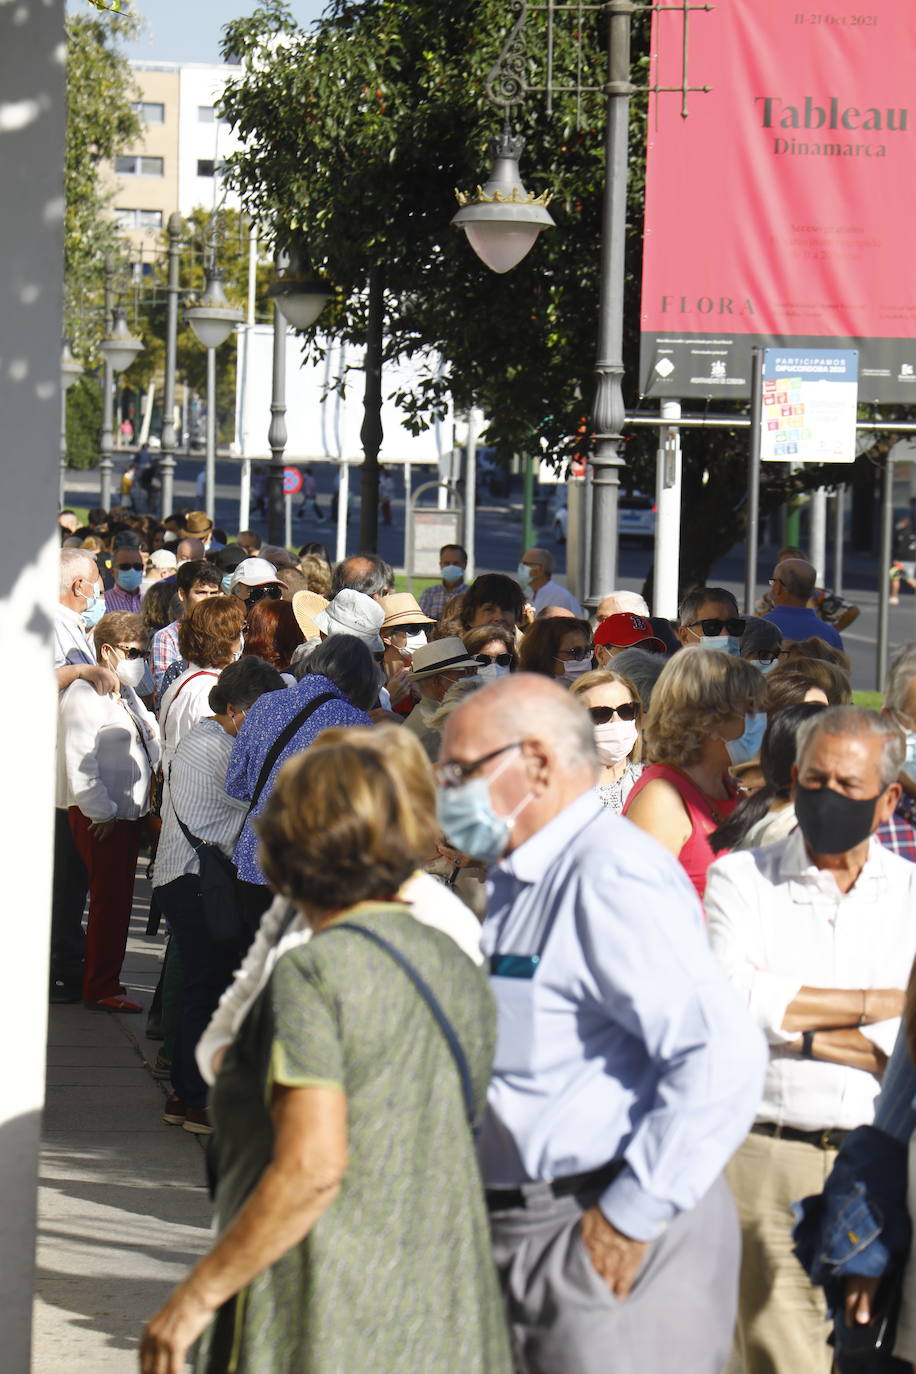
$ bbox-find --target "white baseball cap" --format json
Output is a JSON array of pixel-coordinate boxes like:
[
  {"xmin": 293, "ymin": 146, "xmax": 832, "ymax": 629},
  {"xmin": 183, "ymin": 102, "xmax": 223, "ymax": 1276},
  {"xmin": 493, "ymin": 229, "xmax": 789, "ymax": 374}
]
[{"xmin": 229, "ymin": 557, "xmax": 281, "ymax": 591}]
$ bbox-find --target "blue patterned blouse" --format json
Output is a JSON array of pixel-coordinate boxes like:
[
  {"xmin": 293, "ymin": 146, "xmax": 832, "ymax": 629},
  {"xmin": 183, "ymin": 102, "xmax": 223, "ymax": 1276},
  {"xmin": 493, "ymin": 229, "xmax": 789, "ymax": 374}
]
[{"xmin": 226, "ymin": 673, "xmax": 371, "ymax": 884}]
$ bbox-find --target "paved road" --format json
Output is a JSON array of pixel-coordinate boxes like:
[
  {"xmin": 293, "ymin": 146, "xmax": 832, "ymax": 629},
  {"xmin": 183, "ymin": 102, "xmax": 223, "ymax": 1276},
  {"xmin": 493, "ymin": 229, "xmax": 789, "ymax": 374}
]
[{"xmin": 65, "ymin": 458, "xmax": 914, "ymax": 692}]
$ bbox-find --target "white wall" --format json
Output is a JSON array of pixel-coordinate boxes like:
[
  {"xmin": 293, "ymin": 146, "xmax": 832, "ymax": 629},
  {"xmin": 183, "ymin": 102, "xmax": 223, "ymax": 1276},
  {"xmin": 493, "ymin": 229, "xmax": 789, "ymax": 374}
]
[
  {"xmin": 235, "ymin": 324, "xmax": 455, "ymax": 467},
  {"xmin": 176, "ymin": 64, "xmax": 242, "ymax": 216},
  {"xmin": 0, "ymin": 0, "xmax": 65, "ymax": 1365}
]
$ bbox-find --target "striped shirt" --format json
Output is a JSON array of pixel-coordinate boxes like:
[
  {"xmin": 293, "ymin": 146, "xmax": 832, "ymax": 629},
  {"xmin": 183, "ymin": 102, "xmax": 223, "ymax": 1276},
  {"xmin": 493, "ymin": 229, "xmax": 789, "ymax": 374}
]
[
  {"xmin": 103, "ymin": 586, "xmax": 142, "ymax": 613},
  {"xmin": 150, "ymin": 619, "xmax": 182, "ymax": 694},
  {"xmin": 418, "ymin": 580, "xmax": 467, "ymax": 622},
  {"xmin": 873, "ymin": 1026, "xmax": 916, "ymax": 1144},
  {"xmin": 154, "ymin": 717, "xmax": 247, "ymax": 889}
]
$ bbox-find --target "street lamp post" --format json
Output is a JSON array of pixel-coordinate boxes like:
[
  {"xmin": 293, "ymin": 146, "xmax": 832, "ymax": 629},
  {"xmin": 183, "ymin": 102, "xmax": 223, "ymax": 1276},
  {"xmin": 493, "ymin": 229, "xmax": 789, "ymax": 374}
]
[
  {"xmin": 267, "ymin": 255, "xmax": 330, "ymax": 544},
  {"xmin": 159, "ymin": 211, "xmax": 183, "ymax": 519},
  {"xmin": 186, "ymin": 260, "xmax": 243, "ymax": 522},
  {"xmin": 98, "ymin": 305, "xmax": 143, "ymax": 509},
  {"xmin": 59, "ymin": 342, "xmax": 83, "ymax": 507}
]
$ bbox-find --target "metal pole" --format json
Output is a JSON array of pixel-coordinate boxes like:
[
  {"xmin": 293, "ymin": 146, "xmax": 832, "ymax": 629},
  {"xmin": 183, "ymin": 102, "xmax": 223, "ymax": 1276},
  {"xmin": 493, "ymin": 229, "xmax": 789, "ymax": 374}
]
[
  {"xmin": 335, "ymin": 460, "xmax": 349, "ymax": 563},
  {"xmin": 284, "ymin": 491, "xmax": 292, "ymax": 549},
  {"xmin": 876, "ymin": 459, "xmax": 894, "ymax": 691},
  {"xmin": 653, "ymin": 398, "xmax": 682, "ymax": 618},
  {"xmin": 267, "ymin": 288, "xmax": 287, "ymax": 545},
  {"xmin": 465, "ymin": 405, "xmax": 481, "ymax": 580},
  {"xmin": 522, "ymin": 453, "xmax": 536, "ymax": 552},
  {"xmin": 809, "ymin": 486, "xmax": 827, "ymax": 582},
  {"xmin": 744, "ymin": 349, "xmax": 763, "ymax": 614},
  {"xmin": 205, "ymin": 346, "xmax": 216, "ymax": 520},
  {"xmin": 99, "ymin": 256, "xmax": 115, "ymax": 510},
  {"xmin": 358, "ymin": 266, "xmax": 384, "ymax": 551},
  {"xmin": 585, "ymin": 0, "xmax": 633, "ymax": 608},
  {"xmin": 59, "ymin": 380, "xmax": 68, "ymax": 508},
  {"xmin": 833, "ymin": 485, "xmax": 845, "ymax": 594},
  {"xmin": 159, "ymin": 211, "xmax": 182, "ymax": 519},
  {"xmin": 238, "ymin": 457, "xmax": 251, "ymax": 533}
]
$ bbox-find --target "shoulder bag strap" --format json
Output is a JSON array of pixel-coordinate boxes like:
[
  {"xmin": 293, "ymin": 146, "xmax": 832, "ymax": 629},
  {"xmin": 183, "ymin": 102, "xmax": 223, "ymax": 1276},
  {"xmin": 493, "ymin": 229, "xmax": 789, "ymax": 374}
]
[
  {"xmin": 166, "ymin": 762, "xmax": 205, "ymax": 853},
  {"xmin": 160, "ymin": 668, "xmax": 219, "ymax": 733},
  {"xmin": 331, "ymin": 922, "xmax": 477, "ymax": 1134},
  {"xmin": 244, "ymin": 690, "xmax": 337, "ymax": 821}
]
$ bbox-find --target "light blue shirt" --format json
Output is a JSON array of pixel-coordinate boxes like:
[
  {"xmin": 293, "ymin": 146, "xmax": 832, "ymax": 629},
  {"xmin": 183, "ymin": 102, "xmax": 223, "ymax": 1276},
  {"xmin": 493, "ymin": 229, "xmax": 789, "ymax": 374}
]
[
  {"xmin": 480, "ymin": 789, "xmax": 767, "ymax": 1242},
  {"xmin": 872, "ymin": 1025, "xmax": 916, "ymax": 1145}
]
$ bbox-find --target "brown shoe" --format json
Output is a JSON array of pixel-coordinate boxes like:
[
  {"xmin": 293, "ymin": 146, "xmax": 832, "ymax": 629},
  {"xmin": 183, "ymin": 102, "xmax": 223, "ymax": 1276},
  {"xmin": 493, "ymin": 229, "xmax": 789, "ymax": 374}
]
[{"xmin": 182, "ymin": 1106, "xmax": 213, "ymax": 1136}]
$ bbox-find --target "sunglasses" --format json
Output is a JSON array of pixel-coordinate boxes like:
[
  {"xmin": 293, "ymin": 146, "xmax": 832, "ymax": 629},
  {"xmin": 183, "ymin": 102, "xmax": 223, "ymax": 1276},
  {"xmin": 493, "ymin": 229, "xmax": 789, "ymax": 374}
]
[
  {"xmin": 117, "ymin": 645, "xmax": 149, "ymax": 661},
  {"xmin": 555, "ymin": 644, "xmax": 593, "ymax": 662},
  {"xmin": 116, "ymin": 561, "xmax": 143, "ymax": 572},
  {"xmin": 588, "ymin": 702, "xmax": 639, "ymax": 724},
  {"xmin": 391, "ymin": 623, "xmax": 428, "ymax": 637},
  {"xmin": 474, "ymin": 652, "xmax": 514, "ymax": 667},
  {"xmin": 244, "ymin": 584, "xmax": 283, "ymax": 607},
  {"xmin": 687, "ymin": 617, "xmax": 746, "ymax": 637}
]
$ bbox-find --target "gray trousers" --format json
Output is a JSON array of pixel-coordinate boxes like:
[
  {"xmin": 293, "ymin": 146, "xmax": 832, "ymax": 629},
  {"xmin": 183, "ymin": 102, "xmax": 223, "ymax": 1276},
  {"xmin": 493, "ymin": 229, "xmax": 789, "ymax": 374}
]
[{"xmin": 488, "ymin": 1172, "xmax": 740, "ymax": 1374}]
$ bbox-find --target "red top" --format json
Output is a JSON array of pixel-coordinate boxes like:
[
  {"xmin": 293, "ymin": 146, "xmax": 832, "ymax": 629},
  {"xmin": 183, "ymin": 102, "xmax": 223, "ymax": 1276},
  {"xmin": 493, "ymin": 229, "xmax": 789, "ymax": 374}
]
[{"xmin": 622, "ymin": 762, "xmax": 738, "ymax": 901}]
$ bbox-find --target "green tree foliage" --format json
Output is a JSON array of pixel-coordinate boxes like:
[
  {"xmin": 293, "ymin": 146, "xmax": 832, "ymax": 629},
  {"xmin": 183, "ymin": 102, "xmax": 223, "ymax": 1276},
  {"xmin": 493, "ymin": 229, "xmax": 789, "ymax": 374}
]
[
  {"xmin": 65, "ymin": 375, "xmax": 104, "ymax": 471},
  {"xmin": 65, "ymin": 11, "xmax": 140, "ymax": 358},
  {"xmin": 219, "ymin": 0, "xmax": 883, "ymax": 586}
]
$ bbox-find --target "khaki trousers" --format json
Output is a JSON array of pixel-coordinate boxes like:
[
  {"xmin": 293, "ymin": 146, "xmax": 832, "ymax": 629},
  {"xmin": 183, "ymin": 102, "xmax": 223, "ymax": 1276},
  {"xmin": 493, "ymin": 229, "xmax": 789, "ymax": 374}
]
[{"xmin": 727, "ymin": 1131, "xmax": 837, "ymax": 1374}]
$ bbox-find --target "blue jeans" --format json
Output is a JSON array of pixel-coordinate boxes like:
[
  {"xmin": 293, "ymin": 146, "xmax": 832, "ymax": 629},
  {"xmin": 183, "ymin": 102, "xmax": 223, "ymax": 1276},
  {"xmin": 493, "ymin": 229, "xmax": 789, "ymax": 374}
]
[{"xmin": 155, "ymin": 875, "xmax": 239, "ymax": 1110}]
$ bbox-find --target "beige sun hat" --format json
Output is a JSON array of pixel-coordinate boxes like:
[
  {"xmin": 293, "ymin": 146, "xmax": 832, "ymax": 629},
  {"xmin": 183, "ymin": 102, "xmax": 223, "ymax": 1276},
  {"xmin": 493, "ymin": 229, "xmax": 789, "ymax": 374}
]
[
  {"xmin": 291, "ymin": 589, "xmax": 329, "ymax": 641},
  {"xmin": 379, "ymin": 592, "xmax": 434, "ymax": 629}
]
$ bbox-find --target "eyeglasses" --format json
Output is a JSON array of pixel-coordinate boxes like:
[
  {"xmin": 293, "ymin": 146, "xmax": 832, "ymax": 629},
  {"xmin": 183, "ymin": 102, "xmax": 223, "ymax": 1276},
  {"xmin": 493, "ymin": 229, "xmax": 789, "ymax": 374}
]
[
  {"xmin": 116, "ymin": 561, "xmax": 143, "ymax": 572},
  {"xmin": 391, "ymin": 623, "xmax": 427, "ymax": 637},
  {"xmin": 588, "ymin": 702, "xmax": 639, "ymax": 724},
  {"xmin": 474, "ymin": 652, "xmax": 514, "ymax": 668},
  {"xmin": 554, "ymin": 644, "xmax": 593, "ymax": 662},
  {"xmin": 244, "ymin": 584, "xmax": 283, "ymax": 607},
  {"xmin": 434, "ymin": 740, "xmax": 522, "ymax": 789},
  {"xmin": 753, "ymin": 651, "xmax": 780, "ymax": 666},
  {"xmin": 686, "ymin": 617, "xmax": 746, "ymax": 638},
  {"xmin": 117, "ymin": 645, "xmax": 149, "ymax": 661},
  {"xmin": 769, "ymin": 577, "xmax": 784, "ymax": 589}
]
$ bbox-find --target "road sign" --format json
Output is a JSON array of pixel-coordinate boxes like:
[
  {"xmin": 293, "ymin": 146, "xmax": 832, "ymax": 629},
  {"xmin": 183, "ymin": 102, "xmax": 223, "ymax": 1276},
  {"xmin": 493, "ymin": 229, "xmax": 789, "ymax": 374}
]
[{"xmin": 283, "ymin": 466, "xmax": 303, "ymax": 495}]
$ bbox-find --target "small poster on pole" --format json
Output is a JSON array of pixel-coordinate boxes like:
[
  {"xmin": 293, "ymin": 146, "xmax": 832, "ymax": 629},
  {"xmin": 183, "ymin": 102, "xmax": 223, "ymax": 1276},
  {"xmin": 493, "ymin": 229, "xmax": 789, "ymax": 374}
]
[{"xmin": 760, "ymin": 349, "xmax": 859, "ymax": 464}]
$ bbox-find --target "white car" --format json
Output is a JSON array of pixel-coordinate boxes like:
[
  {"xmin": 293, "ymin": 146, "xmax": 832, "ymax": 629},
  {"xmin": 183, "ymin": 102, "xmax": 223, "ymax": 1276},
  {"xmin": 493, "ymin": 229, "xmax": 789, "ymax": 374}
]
[{"xmin": 552, "ymin": 492, "xmax": 656, "ymax": 546}]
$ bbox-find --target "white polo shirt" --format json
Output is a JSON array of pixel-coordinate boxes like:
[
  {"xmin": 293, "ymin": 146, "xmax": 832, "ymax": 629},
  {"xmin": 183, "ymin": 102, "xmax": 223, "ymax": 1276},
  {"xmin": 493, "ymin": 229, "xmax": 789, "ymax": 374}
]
[{"xmin": 706, "ymin": 829, "xmax": 916, "ymax": 1132}]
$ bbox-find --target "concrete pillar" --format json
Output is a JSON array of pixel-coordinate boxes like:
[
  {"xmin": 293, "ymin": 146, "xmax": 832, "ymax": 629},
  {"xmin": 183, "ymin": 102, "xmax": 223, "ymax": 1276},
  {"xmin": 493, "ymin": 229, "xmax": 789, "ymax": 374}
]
[{"xmin": 0, "ymin": 0, "xmax": 65, "ymax": 1366}]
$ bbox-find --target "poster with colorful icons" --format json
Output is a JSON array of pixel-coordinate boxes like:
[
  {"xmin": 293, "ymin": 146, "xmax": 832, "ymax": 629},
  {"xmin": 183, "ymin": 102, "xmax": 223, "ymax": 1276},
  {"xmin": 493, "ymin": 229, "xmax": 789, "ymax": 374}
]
[{"xmin": 760, "ymin": 349, "xmax": 858, "ymax": 463}]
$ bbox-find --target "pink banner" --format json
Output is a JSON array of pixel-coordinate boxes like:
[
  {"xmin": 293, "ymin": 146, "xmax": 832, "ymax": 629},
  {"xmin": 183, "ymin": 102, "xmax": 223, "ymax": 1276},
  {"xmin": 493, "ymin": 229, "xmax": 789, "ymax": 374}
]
[{"xmin": 639, "ymin": 0, "xmax": 916, "ymax": 401}]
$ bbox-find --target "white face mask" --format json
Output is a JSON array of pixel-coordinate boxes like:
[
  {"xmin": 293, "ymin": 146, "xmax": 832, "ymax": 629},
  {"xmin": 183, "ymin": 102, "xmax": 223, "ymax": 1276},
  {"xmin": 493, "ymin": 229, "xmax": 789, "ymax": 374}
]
[
  {"xmin": 401, "ymin": 630, "xmax": 428, "ymax": 658},
  {"xmin": 562, "ymin": 657, "xmax": 592, "ymax": 683},
  {"xmin": 114, "ymin": 654, "xmax": 146, "ymax": 690},
  {"xmin": 594, "ymin": 719, "xmax": 638, "ymax": 766},
  {"xmin": 477, "ymin": 661, "xmax": 511, "ymax": 682}
]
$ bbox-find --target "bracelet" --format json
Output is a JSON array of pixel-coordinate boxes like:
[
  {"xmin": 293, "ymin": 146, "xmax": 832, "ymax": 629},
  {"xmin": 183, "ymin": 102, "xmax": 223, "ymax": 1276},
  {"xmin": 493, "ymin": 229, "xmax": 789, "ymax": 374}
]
[{"xmin": 802, "ymin": 1030, "xmax": 816, "ymax": 1059}]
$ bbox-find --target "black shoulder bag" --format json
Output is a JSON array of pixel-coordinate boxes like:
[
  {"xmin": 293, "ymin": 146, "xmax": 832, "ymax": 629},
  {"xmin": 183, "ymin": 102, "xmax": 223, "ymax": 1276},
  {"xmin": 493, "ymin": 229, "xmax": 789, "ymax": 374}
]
[{"xmin": 168, "ymin": 691, "xmax": 337, "ymax": 950}]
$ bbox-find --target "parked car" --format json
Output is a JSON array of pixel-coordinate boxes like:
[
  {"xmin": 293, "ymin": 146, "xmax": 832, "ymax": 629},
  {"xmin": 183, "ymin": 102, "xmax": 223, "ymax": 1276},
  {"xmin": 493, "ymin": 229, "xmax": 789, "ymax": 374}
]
[{"xmin": 552, "ymin": 490, "xmax": 656, "ymax": 546}]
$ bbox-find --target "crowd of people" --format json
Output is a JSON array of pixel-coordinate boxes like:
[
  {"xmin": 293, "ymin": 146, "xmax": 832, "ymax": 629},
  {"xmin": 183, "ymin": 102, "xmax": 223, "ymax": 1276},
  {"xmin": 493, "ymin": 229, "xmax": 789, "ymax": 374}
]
[{"xmin": 50, "ymin": 505, "xmax": 916, "ymax": 1374}]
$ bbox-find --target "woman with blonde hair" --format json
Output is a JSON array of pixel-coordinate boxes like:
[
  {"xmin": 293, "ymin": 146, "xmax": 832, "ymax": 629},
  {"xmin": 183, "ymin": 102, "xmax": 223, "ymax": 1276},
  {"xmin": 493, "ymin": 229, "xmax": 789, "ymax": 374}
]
[
  {"xmin": 570, "ymin": 667, "xmax": 643, "ymax": 813},
  {"xmin": 623, "ymin": 648, "xmax": 767, "ymax": 897},
  {"xmin": 141, "ymin": 726, "xmax": 509, "ymax": 1374}
]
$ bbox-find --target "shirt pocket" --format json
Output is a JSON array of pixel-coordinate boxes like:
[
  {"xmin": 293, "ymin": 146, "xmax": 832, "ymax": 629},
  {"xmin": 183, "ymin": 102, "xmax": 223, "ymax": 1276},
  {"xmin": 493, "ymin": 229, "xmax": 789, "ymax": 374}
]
[{"xmin": 492, "ymin": 976, "xmax": 538, "ymax": 1075}]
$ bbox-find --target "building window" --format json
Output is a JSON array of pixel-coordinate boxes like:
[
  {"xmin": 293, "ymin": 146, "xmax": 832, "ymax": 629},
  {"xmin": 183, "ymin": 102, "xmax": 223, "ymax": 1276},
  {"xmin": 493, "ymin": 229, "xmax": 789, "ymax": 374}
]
[
  {"xmin": 115, "ymin": 208, "xmax": 164, "ymax": 231},
  {"xmin": 114, "ymin": 154, "xmax": 164, "ymax": 177},
  {"xmin": 198, "ymin": 105, "xmax": 215, "ymax": 123},
  {"xmin": 131, "ymin": 101, "xmax": 165, "ymax": 124},
  {"xmin": 196, "ymin": 158, "xmax": 226, "ymax": 178}
]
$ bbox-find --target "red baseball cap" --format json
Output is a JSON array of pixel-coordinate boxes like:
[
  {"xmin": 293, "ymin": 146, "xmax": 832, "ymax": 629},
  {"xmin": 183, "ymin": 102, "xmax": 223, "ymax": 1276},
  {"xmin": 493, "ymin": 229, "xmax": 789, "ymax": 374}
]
[{"xmin": 594, "ymin": 612, "xmax": 665, "ymax": 652}]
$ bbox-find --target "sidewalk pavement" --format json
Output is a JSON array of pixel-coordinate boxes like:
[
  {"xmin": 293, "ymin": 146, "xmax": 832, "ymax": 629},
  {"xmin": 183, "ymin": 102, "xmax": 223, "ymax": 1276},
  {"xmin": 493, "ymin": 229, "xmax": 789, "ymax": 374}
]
[{"xmin": 33, "ymin": 867, "xmax": 212, "ymax": 1373}]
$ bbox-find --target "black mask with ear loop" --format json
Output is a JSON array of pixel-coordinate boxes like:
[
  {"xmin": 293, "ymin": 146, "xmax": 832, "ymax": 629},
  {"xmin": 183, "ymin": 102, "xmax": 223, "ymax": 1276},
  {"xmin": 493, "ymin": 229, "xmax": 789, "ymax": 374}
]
[{"xmin": 794, "ymin": 782, "xmax": 882, "ymax": 854}]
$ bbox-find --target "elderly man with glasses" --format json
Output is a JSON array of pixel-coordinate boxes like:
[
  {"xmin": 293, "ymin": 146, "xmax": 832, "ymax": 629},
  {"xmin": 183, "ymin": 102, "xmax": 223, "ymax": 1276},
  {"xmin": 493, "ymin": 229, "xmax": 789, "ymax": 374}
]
[
  {"xmin": 764, "ymin": 556, "xmax": 845, "ymax": 650},
  {"xmin": 435, "ymin": 673, "xmax": 766, "ymax": 1374}
]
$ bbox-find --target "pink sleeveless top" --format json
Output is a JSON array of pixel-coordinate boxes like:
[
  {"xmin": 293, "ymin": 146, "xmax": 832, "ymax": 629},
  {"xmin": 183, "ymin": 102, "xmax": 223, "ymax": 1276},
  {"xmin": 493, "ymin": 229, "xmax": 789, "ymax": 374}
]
[{"xmin": 622, "ymin": 763, "xmax": 738, "ymax": 900}]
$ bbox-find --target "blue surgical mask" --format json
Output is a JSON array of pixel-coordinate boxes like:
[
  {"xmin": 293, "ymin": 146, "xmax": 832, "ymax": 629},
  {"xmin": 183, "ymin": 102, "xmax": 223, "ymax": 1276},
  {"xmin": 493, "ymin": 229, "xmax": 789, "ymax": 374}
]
[
  {"xmin": 221, "ymin": 573, "xmax": 234, "ymax": 594},
  {"xmin": 700, "ymin": 634, "xmax": 741, "ymax": 656},
  {"xmin": 81, "ymin": 581, "xmax": 105, "ymax": 629},
  {"xmin": 901, "ymin": 730, "xmax": 916, "ymax": 786},
  {"xmin": 441, "ymin": 564, "xmax": 464, "ymax": 584},
  {"xmin": 437, "ymin": 752, "xmax": 532, "ymax": 864},
  {"xmin": 753, "ymin": 658, "xmax": 778, "ymax": 676},
  {"xmin": 477, "ymin": 662, "xmax": 511, "ymax": 682},
  {"xmin": 723, "ymin": 711, "xmax": 767, "ymax": 766},
  {"xmin": 115, "ymin": 568, "xmax": 143, "ymax": 592}
]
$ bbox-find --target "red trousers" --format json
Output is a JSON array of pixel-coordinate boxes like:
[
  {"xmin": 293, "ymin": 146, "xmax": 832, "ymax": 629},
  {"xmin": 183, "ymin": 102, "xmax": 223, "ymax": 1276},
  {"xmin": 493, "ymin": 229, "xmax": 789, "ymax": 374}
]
[{"xmin": 68, "ymin": 808, "xmax": 141, "ymax": 1002}]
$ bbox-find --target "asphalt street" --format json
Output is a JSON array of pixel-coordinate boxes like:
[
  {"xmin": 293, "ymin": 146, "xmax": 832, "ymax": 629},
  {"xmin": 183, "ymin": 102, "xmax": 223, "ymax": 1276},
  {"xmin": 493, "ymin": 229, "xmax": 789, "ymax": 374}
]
[{"xmin": 64, "ymin": 456, "xmax": 911, "ymax": 692}]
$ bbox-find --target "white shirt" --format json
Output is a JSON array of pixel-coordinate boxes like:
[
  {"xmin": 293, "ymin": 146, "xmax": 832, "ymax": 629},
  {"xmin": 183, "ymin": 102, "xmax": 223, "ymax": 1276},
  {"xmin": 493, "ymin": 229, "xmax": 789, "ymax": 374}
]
[
  {"xmin": 532, "ymin": 579, "xmax": 585, "ymax": 618},
  {"xmin": 158, "ymin": 663, "xmax": 222, "ymax": 774},
  {"xmin": 53, "ymin": 603, "xmax": 94, "ymax": 669},
  {"xmin": 196, "ymin": 872, "xmax": 484, "ymax": 1084},
  {"xmin": 154, "ymin": 718, "xmax": 248, "ymax": 889},
  {"xmin": 706, "ymin": 829, "xmax": 916, "ymax": 1132},
  {"xmin": 58, "ymin": 680, "xmax": 161, "ymax": 820}
]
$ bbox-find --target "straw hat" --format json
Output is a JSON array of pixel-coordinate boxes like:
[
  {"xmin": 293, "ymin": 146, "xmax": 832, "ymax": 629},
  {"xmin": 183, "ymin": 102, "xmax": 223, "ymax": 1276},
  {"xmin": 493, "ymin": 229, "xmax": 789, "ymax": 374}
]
[
  {"xmin": 379, "ymin": 592, "xmax": 434, "ymax": 630},
  {"xmin": 291, "ymin": 589, "xmax": 329, "ymax": 641}
]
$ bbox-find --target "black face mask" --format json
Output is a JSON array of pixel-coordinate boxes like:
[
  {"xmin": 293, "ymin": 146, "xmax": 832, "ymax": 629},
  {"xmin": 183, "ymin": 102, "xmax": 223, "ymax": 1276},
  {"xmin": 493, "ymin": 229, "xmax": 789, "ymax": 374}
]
[{"xmin": 794, "ymin": 782, "xmax": 882, "ymax": 855}]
